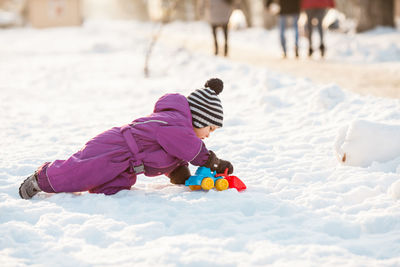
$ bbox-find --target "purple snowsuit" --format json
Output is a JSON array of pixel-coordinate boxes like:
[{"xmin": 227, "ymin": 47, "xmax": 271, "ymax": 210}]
[{"xmin": 36, "ymin": 94, "xmax": 210, "ymax": 195}]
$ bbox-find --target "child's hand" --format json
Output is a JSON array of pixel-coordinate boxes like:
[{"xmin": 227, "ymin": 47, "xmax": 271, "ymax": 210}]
[
  {"xmin": 204, "ymin": 151, "xmax": 234, "ymax": 174},
  {"xmin": 217, "ymin": 159, "xmax": 234, "ymax": 174},
  {"xmin": 167, "ymin": 165, "xmax": 191, "ymax": 184}
]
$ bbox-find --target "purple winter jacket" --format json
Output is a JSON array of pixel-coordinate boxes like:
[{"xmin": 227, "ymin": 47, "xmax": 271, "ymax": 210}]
[{"xmin": 36, "ymin": 94, "xmax": 210, "ymax": 195}]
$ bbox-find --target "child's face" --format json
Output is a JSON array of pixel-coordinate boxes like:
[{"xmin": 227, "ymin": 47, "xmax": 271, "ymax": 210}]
[{"xmin": 194, "ymin": 125, "xmax": 218, "ymax": 140}]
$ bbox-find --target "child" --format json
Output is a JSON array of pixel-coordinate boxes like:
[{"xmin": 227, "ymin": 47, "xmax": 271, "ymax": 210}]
[{"xmin": 19, "ymin": 78, "xmax": 234, "ymax": 199}]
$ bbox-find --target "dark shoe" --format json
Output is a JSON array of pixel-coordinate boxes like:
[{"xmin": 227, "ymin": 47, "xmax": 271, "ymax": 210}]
[
  {"xmin": 295, "ymin": 46, "xmax": 299, "ymax": 58},
  {"xmin": 19, "ymin": 173, "xmax": 42, "ymax": 199},
  {"xmin": 308, "ymin": 47, "xmax": 313, "ymax": 57},
  {"xmin": 320, "ymin": 44, "xmax": 325, "ymax": 57}
]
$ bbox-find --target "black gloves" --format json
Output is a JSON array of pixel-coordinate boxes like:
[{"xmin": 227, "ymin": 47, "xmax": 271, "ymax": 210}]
[
  {"xmin": 167, "ymin": 165, "xmax": 191, "ymax": 184},
  {"xmin": 168, "ymin": 152, "xmax": 233, "ymax": 185},
  {"xmin": 203, "ymin": 150, "xmax": 234, "ymax": 174}
]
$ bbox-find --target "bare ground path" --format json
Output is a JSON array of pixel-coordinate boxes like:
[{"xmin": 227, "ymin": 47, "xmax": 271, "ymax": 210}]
[
  {"xmin": 231, "ymin": 47, "xmax": 400, "ymax": 99},
  {"xmin": 161, "ymin": 30, "xmax": 400, "ymax": 99}
]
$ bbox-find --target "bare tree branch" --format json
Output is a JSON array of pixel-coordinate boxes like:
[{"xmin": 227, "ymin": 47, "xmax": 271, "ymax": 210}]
[{"xmin": 144, "ymin": 0, "xmax": 180, "ymax": 77}]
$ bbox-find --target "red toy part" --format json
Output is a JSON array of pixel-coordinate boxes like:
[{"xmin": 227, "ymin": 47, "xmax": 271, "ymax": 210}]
[
  {"xmin": 215, "ymin": 169, "xmax": 247, "ymax": 192},
  {"xmin": 225, "ymin": 175, "xmax": 247, "ymax": 191}
]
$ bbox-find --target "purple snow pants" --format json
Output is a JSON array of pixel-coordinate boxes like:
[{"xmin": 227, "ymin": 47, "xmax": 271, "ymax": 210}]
[{"xmin": 36, "ymin": 126, "xmax": 140, "ymax": 195}]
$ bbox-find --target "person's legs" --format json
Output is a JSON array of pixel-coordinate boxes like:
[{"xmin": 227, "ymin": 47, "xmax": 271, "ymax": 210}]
[
  {"xmin": 293, "ymin": 14, "xmax": 300, "ymax": 58},
  {"xmin": 315, "ymin": 8, "xmax": 327, "ymax": 57},
  {"xmin": 89, "ymin": 171, "xmax": 137, "ymax": 195},
  {"xmin": 305, "ymin": 9, "xmax": 314, "ymax": 56},
  {"xmin": 211, "ymin": 24, "xmax": 218, "ymax": 55},
  {"xmin": 278, "ymin": 15, "xmax": 287, "ymax": 57},
  {"xmin": 35, "ymin": 127, "xmax": 134, "ymax": 195},
  {"xmin": 222, "ymin": 24, "xmax": 229, "ymax": 57}
]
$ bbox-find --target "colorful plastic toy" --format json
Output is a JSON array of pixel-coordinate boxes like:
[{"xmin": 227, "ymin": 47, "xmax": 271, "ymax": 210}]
[
  {"xmin": 185, "ymin": 167, "xmax": 246, "ymax": 192},
  {"xmin": 185, "ymin": 167, "xmax": 228, "ymax": 191},
  {"xmin": 216, "ymin": 168, "xmax": 247, "ymax": 192}
]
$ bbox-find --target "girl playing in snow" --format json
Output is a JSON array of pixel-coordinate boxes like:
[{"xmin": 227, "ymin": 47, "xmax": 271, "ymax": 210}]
[{"xmin": 19, "ymin": 78, "xmax": 234, "ymax": 199}]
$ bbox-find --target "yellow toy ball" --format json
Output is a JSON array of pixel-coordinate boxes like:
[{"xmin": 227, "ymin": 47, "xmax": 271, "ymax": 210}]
[
  {"xmin": 215, "ymin": 179, "xmax": 229, "ymax": 191},
  {"xmin": 201, "ymin": 177, "xmax": 214, "ymax": 190}
]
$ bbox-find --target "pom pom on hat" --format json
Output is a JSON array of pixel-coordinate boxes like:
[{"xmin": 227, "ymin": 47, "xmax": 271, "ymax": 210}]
[
  {"xmin": 204, "ymin": 78, "xmax": 223, "ymax": 95},
  {"xmin": 187, "ymin": 78, "xmax": 224, "ymax": 128}
]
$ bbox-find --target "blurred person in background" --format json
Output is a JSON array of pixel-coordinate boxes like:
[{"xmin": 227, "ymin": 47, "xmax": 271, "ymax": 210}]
[
  {"xmin": 266, "ymin": 0, "xmax": 301, "ymax": 58},
  {"xmin": 301, "ymin": 0, "xmax": 335, "ymax": 58},
  {"xmin": 204, "ymin": 0, "xmax": 234, "ymax": 57}
]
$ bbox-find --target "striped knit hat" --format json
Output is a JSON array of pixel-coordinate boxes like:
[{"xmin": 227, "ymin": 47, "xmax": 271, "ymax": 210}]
[{"xmin": 187, "ymin": 78, "xmax": 224, "ymax": 128}]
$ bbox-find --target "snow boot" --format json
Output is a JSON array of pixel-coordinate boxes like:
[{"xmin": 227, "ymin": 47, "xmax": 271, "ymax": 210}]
[
  {"xmin": 320, "ymin": 44, "xmax": 325, "ymax": 57},
  {"xmin": 282, "ymin": 49, "xmax": 287, "ymax": 59},
  {"xmin": 224, "ymin": 43, "xmax": 228, "ymax": 57},
  {"xmin": 19, "ymin": 173, "xmax": 42, "ymax": 199}
]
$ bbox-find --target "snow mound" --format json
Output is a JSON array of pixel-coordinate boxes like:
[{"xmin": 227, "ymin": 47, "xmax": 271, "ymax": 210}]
[
  {"xmin": 312, "ymin": 84, "xmax": 345, "ymax": 110},
  {"xmin": 388, "ymin": 180, "xmax": 400, "ymax": 200},
  {"xmin": 334, "ymin": 120, "xmax": 400, "ymax": 167}
]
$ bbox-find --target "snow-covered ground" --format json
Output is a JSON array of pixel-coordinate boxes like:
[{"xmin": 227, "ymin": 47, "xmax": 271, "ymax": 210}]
[{"xmin": 1, "ymin": 20, "xmax": 400, "ymax": 266}]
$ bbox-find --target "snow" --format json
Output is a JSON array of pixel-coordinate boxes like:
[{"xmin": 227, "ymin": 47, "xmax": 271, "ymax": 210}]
[
  {"xmin": 334, "ymin": 120, "xmax": 400, "ymax": 168},
  {"xmin": 1, "ymin": 20, "xmax": 400, "ymax": 266}
]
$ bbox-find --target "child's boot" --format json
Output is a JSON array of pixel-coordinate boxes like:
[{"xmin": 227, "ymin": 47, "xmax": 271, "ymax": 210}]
[{"xmin": 19, "ymin": 173, "xmax": 42, "ymax": 199}]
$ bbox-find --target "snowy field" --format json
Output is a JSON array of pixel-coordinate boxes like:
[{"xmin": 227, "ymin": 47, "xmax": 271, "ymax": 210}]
[{"xmin": 1, "ymin": 20, "xmax": 400, "ymax": 266}]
